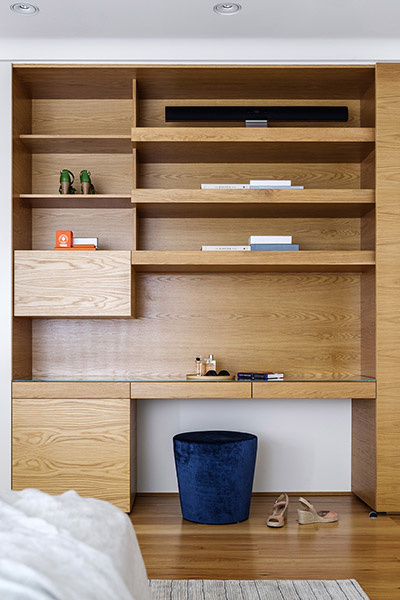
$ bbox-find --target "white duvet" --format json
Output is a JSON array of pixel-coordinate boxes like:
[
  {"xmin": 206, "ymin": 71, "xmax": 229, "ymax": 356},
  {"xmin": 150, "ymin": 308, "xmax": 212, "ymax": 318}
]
[{"xmin": 0, "ymin": 489, "xmax": 151, "ymax": 600}]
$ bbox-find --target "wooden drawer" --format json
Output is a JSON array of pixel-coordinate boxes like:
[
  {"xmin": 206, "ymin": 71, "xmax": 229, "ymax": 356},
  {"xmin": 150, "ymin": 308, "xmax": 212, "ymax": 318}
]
[
  {"xmin": 12, "ymin": 397, "xmax": 134, "ymax": 512},
  {"xmin": 14, "ymin": 251, "xmax": 133, "ymax": 317},
  {"xmin": 12, "ymin": 382, "xmax": 131, "ymax": 399},
  {"xmin": 131, "ymin": 381, "xmax": 252, "ymax": 399},
  {"xmin": 252, "ymin": 381, "xmax": 376, "ymax": 399}
]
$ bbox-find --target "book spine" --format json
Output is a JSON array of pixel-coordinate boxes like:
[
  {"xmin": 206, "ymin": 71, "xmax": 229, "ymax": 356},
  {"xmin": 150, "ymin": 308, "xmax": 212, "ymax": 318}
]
[
  {"xmin": 250, "ymin": 244, "xmax": 299, "ymax": 251},
  {"xmin": 249, "ymin": 180, "xmax": 291, "ymax": 186},
  {"xmin": 249, "ymin": 186, "xmax": 304, "ymax": 190},
  {"xmin": 201, "ymin": 246, "xmax": 250, "ymax": 251},
  {"xmin": 201, "ymin": 184, "xmax": 250, "ymax": 189},
  {"xmin": 249, "ymin": 236, "xmax": 292, "ymax": 244}
]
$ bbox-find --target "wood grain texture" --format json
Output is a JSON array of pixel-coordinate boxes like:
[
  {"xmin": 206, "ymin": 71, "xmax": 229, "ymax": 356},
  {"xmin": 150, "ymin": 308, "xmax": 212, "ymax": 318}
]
[
  {"xmin": 32, "ymin": 153, "xmax": 132, "ymax": 195},
  {"xmin": 22, "ymin": 195, "xmax": 132, "ymax": 209},
  {"xmin": 130, "ymin": 382, "xmax": 252, "ymax": 399},
  {"xmin": 12, "ymin": 382, "xmax": 130, "ymax": 399},
  {"xmin": 375, "ymin": 63, "xmax": 400, "ymax": 511},
  {"xmin": 139, "ymin": 216, "xmax": 362, "ymax": 251},
  {"xmin": 132, "ymin": 127, "xmax": 374, "ymax": 143},
  {"xmin": 131, "ymin": 494, "xmax": 400, "ymax": 600},
  {"xmin": 12, "ymin": 72, "xmax": 33, "ymax": 380},
  {"xmin": 14, "ymin": 251, "xmax": 132, "ymax": 317},
  {"xmin": 139, "ymin": 99, "xmax": 362, "ymax": 128},
  {"xmin": 32, "ymin": 99, "xmax": 132, "ymax": 135},
  {"xmin": 253, "ymin": 382, "xmax": 376, "ymax": 399},
  {"xmin": 32, "ymin": 208, "xmax": 133, "ymax": 250},
  {"xmin": 12, "ymin": 397, "xmax": 132, "ymax": 511},
  {"xmin": 352, "ymin": 399, "xmax": 377, "ymax": 509},
  {"xmin": 14, "ymin": 65, "xmax": 375, "ymax": 100},
  {"xmin": 131, "ymin": 250, "xmax": 374, "ymax": 273},
  {"xmin": 139, "ymin": 162, "xmax": 361, "ymax": 190},
  {"xmin": 131, "ymin": 189, "xmax": 375, "ymax": 219},
  {"xmin": 32, "ymin": 272, "xmax": 362, "ymax": 381},
  {"xmin": 21, "ymin": 135, "xmax": 131, "ymax": 154}
]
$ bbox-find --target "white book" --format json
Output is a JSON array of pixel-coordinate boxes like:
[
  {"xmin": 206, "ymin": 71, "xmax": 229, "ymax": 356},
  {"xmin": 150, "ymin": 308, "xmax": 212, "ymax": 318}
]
[
  {"xmin": 201, "ymin": 184, "xmax": 250, "ymax": 189},
  {"xmin": 248, "ymin": 235, "xmax": 292, "ymax": 244},
  {"xmin": 73, "ymin": 237, "xmax": 98, "ymax": 248},
  {"xmin": 249, "ymin": 185, "xmax": 304, "ymax": 190},
  {"xmin": 202, "ymin": 245, "xmax": 250, "ymax": 251},
  {"xmin": 250, "ymin": 179, "xmax": 291, "ymax": 186}
]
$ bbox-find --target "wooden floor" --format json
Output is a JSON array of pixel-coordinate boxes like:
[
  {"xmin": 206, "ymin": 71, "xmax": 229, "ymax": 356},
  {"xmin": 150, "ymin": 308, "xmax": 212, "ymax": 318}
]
[{"xmin": 130, "ymin": 494, "xmax": 400, "ymax": 600}]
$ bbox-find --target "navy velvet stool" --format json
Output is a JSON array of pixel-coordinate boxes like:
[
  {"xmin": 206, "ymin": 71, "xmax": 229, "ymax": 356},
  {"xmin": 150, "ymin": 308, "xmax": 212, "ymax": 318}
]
[{"xmin": 173, "ymin": 430, "xmax": 258, "ymax": 524}]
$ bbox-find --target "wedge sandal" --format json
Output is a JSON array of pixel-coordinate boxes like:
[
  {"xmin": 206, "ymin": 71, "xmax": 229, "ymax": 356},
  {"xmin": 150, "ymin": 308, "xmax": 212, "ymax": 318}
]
[
  {"xmin": 297, "ymin": 497, "xmax": 339, "ymax": 525},
  {"xmin": 266, "ymin": 493, "xmax": 289, "ymax": 528}
]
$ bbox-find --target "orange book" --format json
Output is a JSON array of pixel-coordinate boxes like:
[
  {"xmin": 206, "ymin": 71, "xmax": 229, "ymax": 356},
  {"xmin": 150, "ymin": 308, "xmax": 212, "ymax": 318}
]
[
  {"xmin": 54, "ymin": 247, "xmax": 97, "ymax": 251},
  {"xmin": 56, "ymin": 230, "xmax": 73, "ymax": 248}
]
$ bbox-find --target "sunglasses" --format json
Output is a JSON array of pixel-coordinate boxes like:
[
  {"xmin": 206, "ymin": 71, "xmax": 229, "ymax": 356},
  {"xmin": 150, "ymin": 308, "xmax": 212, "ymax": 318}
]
[{"xmin": 204, "ymin": 370, "xmax": 230, "ymax": 377}]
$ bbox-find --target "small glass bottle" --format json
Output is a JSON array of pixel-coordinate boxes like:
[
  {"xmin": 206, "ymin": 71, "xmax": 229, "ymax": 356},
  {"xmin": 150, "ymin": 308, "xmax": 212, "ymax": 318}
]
[
  {"xmin": 195, "ymin": 356, "xmax": 203, "ymax": 376},
  {"xmin": 206, "ymin": 354, "xmax": 216, "ymax": 373}
]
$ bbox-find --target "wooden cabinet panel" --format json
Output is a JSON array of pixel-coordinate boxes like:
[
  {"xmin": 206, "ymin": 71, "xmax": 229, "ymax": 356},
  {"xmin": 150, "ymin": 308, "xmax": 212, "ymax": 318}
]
[
  {"xmin": 14, "ymin": 251, "xmax": 133, "ymax": 317},
  {"xmin": 131, "ymin": 381, "xmax": 251, "ymax": 399},
  {"xmin": 12, "ymin": 382, "xmax": 130, "ymax": 399},
  {"xmin": 12, "ymin": 397, "xmax": 133, "ymax": 512},
  {"xmin": 252, "ymin": 381, "xmax": 376, "ymax": 399}
]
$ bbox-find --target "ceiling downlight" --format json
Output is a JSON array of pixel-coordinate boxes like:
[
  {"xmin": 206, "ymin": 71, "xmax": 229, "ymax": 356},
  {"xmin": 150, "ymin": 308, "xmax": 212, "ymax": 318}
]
[
  {"xmin": 10, "ymin": 3, "xmax": 39, "ymax": 15},
  {"xmin": 213, "ymin": 3, "xmax": 242, "ymax": 15}
]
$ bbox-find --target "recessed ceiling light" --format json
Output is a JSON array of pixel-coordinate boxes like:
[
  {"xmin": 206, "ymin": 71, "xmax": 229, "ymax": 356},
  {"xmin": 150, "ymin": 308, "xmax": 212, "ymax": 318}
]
[
  {"xmin": 213, "ymin": 3, "xmax": 242, "ymax": 15},
  {"xmin": 10, "ymin": 3, "xmax": 39, "ymax": 15}
]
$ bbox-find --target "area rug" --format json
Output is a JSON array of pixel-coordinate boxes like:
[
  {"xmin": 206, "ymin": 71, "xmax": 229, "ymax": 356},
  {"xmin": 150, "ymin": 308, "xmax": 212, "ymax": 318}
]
[{"xmin": 149, "ymin": 579, "xmax": 370, "ymax": 599}]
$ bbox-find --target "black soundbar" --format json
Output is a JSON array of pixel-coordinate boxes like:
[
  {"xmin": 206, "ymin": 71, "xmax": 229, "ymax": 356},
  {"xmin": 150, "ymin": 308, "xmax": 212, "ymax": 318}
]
[{"xmin": 165, "ymin": 106, "xmax": 349, "ymax": 122}]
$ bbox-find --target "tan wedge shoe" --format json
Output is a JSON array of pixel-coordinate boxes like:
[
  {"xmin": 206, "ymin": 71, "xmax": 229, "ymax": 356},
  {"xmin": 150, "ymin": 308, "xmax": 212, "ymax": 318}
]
[
  {"xmin": 297, "ymin": 497, "xmax": 339, "ymax": 525},
  {"xmin": 266, "ymin": 493, "xmax": 289, "ymax": 528}
]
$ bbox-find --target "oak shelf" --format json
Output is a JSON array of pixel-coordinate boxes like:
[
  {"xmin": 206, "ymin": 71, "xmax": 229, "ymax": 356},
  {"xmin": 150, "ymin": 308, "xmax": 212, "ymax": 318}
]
[
  {"xmin": 20, "ymin": 134, "xmax": 132, "ymax": 154},
  {"xmin": 21, "ymin": 194, "xmax": 132, "ymax": 209},
  {"xmin": 132, "ymin": 127, "xmax": 375, "ymax": 143},
  {"xmin": 131, "ymin": 250, "xmax": 375, "ymax": 273},
  {"xmin": 131, "ymin": 188, "xmax": 375, "ymax": 218}
]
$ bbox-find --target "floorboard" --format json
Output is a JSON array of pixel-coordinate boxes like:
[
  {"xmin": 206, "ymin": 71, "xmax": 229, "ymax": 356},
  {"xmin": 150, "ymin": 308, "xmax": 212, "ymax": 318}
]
[{"xmin": 130, "ymin": 494, "xmax": 400, "ymax": 600}]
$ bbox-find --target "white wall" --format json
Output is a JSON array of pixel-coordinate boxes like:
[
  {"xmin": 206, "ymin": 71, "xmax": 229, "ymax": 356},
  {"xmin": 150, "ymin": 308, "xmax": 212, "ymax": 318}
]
[
  {"xmin": 0, "ymin": 62, "xmax": 12, "ymax": 491},
  {"xmin": 0, "ymin": 51, "xmax": 361, "ymax": 492}
]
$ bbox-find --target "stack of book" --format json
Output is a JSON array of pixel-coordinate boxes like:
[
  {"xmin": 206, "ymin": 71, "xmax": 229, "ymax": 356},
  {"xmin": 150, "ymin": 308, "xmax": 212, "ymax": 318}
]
[
  {"xmin": 237, "ymin": 372, "xmax": 284, "ymax": 381},
  {"xmin": 200, "ymin": 180, "xmax": 303, "ymax": 190},
  {"xmin": 249, "ymin": 235, "xmax": 299, "ymax": 251}
]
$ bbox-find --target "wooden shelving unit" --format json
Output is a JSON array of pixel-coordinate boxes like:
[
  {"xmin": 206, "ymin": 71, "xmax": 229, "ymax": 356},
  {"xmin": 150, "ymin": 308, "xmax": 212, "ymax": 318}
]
[
  {"xmin": 10, "ymin": 63, "xmax": 400, "ymax": 514},
  {"xmin": 131, "ymin": 189, "xmax": 375, "ymax": 218},
  {"xmin": 131, "ymin": 250, "xmax": 375, "ymax": 273}
]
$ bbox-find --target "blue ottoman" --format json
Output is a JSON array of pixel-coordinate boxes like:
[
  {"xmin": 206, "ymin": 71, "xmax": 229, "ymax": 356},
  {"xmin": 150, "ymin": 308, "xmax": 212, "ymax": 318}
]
[{"xmin": 173, "ymin": 430, "xmax": 257, "ymax": 524}]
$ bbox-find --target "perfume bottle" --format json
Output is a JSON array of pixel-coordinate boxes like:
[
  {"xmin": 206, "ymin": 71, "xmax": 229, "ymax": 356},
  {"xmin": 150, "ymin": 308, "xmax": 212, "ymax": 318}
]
[
  {"xmin": 195, "ymin": 356, "xmax": 203, "ymax": 376},
  {"xmin": 205, "ymin": 354, "xmax": 216, "ymax": 373}
]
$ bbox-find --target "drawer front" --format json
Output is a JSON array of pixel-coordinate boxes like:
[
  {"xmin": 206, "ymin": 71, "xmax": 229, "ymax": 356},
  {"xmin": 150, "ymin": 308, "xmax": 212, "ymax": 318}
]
[
  {"xmin": 252, "ymin": 381, "xmax": 376, "ymax": 399},
  {"xmin": 14, "ymin": 251, "xmax": 132, "ymax": 317},
  {"xmin": 12, "ymin": 397, "xmax": 132, "ymax": 512},
  {"xmin": 131, "ymin": 381, "xmax": 252, "ymax": 399},
  {"xmin": 12, "ymin": 382, "xmax": 131, "ymax": 399}
]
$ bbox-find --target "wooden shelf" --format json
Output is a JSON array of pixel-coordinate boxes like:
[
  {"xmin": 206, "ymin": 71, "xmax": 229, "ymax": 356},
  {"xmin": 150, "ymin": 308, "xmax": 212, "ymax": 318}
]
[
  {"xmin": 21, "ymin": 194, "xmax": 132, "ymax": 209},
  {"xmin": 132, "ymin": 129, "xmax": 374, "ymax": 163},
  {"xmin": 20, "ymin": 135, "xmax": 132, "ymax": 154},
  {"xmin": 132, "ymin": 127, "xmax": 375, "ymax": 143},
  {"xmin": 252, "ymin": 381, "xmax": 376, "ymax": 399},
  {"xmin": 131, "ymin": 189, "xmax": 375, "ymax": 218},
  {"xmin": 131, "ymin": 250, "xmax": 375, "ymax": 273}
]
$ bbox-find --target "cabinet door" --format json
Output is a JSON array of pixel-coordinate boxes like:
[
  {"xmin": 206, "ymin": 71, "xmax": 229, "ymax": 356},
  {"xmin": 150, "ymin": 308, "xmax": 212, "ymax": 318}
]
[
  {"xmin": 14, "ymin": 251, "xmax": 133, "ymax": 317},
  {"xmin": 12, "ymin": 397, "xmax": 134, "ymax": 512}
]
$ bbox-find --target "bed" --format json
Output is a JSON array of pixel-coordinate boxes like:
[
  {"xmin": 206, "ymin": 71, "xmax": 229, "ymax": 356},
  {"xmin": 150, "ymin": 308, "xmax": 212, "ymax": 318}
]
[{"xmin": 0, "ymin": 488, "xmax": 151, "ymax": 600}]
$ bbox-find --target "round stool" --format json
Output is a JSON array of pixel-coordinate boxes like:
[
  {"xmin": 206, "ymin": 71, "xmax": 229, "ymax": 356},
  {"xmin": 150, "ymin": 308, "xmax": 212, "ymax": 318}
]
[{"xmin": 173, "ymin": 430, "xmax": 257, "ymax": 524}]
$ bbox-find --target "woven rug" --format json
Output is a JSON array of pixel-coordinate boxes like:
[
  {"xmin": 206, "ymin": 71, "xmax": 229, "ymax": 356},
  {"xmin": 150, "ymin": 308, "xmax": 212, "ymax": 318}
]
[{"xmin": 149, "ymin": 579, "xmax": 370, "ymax": 599}]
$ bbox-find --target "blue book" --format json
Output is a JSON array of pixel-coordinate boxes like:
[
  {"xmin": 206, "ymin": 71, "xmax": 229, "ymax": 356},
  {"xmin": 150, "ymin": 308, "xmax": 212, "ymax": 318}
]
[{"xmin": 250, "ymin": 244, "xmax": 299, "ymax": 251}]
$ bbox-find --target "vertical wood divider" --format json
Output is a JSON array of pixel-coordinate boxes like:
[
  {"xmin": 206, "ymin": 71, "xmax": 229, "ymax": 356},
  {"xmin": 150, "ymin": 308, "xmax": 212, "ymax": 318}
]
[{"xmin": 374, "ymin": 63, "xmax": 400, "ymax": 511}]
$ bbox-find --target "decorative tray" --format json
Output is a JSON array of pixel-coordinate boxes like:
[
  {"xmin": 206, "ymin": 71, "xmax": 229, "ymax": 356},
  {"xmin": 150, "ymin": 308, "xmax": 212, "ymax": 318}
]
[{"xmin": 186, "ymin": 373, "xmax": 236, "ymax": 381}]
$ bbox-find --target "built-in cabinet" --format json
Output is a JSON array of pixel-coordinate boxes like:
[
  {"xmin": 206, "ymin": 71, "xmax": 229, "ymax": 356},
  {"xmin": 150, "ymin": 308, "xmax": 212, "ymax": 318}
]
[{"xmin": 10, "ymin": 64, "xmax": 400, "ymax": 513}]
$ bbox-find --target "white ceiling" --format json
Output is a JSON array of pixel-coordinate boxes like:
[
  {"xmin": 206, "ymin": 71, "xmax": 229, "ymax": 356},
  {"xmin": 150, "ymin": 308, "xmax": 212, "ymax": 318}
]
[{"xmin": 0, "ymin": 0, "xmax": 398, "ymax": 40}]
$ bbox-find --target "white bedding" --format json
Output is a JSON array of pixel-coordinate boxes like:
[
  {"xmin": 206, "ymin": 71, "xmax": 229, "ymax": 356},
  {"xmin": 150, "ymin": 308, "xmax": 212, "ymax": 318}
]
[{"xmin": 0, "ymin": 489, "xmax": 151, "ymax": 600}]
